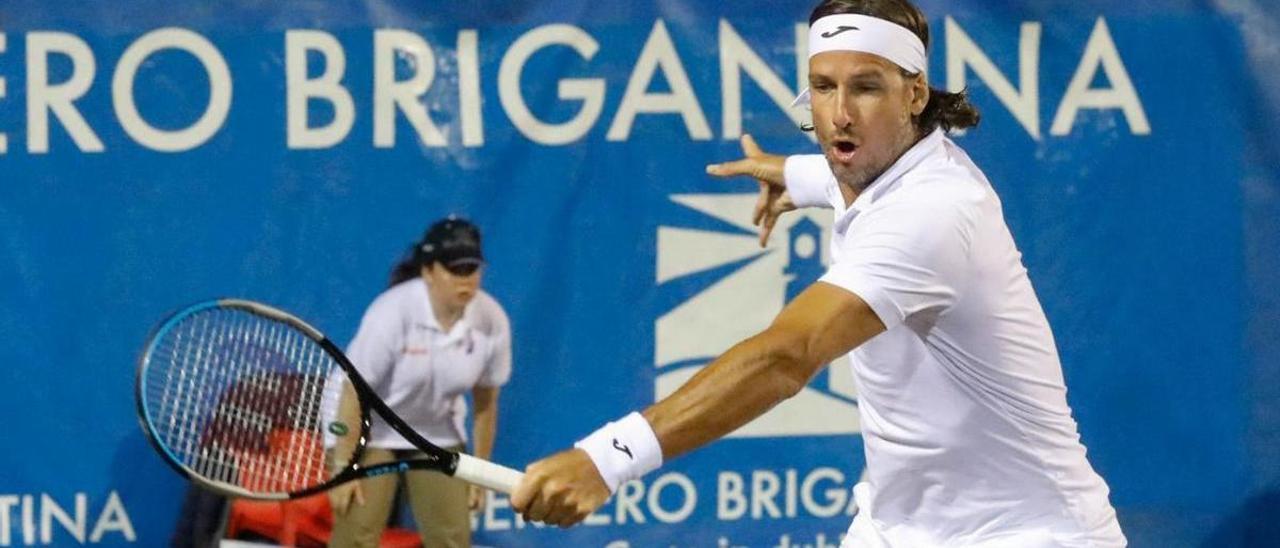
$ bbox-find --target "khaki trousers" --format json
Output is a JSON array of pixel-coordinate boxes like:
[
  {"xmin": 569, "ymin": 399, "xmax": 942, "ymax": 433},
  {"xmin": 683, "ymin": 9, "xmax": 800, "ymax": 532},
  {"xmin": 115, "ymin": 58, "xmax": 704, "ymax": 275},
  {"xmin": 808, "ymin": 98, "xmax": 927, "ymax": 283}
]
[{"xmin": 329, "ymin": 446, "xmax": 470, "ymax": 548}]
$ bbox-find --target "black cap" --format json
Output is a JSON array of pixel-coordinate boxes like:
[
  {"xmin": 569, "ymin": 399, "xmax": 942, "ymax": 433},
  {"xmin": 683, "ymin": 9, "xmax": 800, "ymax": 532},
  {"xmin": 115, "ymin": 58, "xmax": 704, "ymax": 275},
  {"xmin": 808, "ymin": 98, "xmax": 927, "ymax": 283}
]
[{"xmin": 419, "ymin": 215, "xmax": 483, "ymax": 268}]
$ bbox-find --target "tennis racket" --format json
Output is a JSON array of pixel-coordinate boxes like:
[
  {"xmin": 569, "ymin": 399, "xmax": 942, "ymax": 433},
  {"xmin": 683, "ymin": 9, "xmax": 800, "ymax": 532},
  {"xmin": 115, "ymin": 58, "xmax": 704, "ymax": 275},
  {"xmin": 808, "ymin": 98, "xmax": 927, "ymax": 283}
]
[{"xmin": 135, "ymin": 298, "xmax": 523, "ymax": 500}]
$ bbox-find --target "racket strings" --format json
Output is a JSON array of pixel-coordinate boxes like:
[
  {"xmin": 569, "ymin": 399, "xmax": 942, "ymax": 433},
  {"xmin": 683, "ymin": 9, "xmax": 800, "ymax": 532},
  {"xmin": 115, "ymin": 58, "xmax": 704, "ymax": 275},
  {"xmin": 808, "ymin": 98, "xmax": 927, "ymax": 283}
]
[{"xmin": 142, "ymin": 306, "xmax": 341, "ymax": 495}]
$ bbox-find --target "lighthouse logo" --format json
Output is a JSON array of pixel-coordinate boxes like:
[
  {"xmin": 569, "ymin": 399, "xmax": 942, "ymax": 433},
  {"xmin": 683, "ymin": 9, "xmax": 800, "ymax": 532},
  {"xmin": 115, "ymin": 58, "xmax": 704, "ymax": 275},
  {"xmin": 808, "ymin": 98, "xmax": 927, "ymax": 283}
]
[{"xmin": 655, "ymin": 193, "xmax": 860, "ymax": 438}]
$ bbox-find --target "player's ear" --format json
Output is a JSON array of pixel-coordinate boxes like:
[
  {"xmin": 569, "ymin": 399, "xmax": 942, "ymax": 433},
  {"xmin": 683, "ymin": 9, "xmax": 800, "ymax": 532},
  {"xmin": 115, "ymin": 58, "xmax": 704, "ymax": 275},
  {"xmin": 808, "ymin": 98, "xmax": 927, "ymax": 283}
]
[{"xmin": 909, "ymin": 74, "xmax": 929, "ymax": 117}]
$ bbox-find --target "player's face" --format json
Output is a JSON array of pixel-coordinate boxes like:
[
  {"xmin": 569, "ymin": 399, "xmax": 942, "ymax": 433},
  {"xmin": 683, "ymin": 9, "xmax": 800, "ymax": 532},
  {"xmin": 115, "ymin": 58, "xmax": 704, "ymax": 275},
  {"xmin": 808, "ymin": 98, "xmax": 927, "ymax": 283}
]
[
  {"xmin": 423, "ymin": 262, "xmax": 483, "ymax": 311},
  {"xmin": 808, "ymin": 51, "xmax": 927, "ymax": 192}
]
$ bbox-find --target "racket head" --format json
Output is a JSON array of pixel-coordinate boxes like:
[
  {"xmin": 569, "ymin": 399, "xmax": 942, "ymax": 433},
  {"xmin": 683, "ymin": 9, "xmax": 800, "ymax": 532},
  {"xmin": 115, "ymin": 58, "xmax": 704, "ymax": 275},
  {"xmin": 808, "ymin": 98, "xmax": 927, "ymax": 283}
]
[{"xmin": 135, "ymin": 299, "xmax": 371, "ymax": 500}]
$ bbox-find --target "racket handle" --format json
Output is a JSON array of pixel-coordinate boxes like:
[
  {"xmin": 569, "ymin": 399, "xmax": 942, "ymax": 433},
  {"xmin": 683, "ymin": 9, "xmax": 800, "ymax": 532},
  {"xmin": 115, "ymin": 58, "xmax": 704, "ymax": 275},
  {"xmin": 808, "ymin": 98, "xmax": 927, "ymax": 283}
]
[{"xmin": 454, "ymin": 453, "xmax": 524, "ymax": 494}]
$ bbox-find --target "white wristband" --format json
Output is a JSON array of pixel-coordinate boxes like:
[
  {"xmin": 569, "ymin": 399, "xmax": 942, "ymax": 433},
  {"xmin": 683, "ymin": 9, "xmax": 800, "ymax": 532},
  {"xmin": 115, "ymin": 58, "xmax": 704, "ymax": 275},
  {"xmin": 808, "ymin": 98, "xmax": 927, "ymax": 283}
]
[{"xmin": 574, "ymin": 412, "xmax": 663, "ymax": 494}]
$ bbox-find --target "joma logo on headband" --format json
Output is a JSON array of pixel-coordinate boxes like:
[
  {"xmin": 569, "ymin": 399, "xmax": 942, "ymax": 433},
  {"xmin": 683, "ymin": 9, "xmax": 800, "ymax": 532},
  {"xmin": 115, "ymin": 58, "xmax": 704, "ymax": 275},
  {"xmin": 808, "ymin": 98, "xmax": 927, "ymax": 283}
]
[{"xmin": 820, "ymin": 25, "xmax": 860, "ymax": 38}]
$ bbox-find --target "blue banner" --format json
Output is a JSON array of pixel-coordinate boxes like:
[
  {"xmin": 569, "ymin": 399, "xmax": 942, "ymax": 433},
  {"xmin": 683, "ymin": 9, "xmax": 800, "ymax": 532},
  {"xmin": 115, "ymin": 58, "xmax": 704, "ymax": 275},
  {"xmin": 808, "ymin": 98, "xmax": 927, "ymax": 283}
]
[{"xmin": 1, "ymin": 0, "xmax": 1277, "ymax": 546}]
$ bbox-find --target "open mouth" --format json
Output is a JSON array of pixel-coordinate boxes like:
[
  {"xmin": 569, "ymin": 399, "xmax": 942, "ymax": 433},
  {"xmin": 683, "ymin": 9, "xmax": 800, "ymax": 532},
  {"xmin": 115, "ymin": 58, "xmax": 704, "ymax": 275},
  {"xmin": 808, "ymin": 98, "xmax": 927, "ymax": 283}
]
[{"xmin": 831, "ymin": 139, "xmax": 858, "ymax": 162}]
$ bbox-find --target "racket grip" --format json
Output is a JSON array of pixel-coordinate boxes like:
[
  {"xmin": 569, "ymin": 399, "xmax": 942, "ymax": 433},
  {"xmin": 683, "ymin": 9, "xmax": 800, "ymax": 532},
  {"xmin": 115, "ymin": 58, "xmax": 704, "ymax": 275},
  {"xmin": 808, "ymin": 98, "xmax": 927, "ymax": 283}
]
[{"xmin": 454, "ymin": 453, "xmax": 524, "ymax": 494}]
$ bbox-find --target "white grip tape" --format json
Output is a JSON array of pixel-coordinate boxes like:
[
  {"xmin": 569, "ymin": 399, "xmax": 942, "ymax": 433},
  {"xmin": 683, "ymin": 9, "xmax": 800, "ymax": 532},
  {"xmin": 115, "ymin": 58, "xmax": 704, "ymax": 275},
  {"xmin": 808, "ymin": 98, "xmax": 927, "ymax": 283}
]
[{"xmin": 453, "ymin": 453, "xmax": 524, "ymax": 494}]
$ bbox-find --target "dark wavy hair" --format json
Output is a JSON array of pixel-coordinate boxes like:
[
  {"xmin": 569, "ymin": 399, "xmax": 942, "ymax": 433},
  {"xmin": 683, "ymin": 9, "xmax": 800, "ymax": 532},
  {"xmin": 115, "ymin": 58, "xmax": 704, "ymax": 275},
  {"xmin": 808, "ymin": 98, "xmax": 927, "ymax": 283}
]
[{"xmin": 803, "ymin": 0, "xmax": 980, "ymax": 134}]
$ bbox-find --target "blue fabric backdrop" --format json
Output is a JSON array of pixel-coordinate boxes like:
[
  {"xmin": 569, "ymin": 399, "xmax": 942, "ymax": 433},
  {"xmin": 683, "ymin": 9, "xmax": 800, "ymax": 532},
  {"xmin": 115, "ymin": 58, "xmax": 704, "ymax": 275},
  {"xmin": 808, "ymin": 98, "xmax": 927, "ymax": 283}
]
[{"xmin": 1, "ymin": 1, "xmax": 1277, "ymax": 546}]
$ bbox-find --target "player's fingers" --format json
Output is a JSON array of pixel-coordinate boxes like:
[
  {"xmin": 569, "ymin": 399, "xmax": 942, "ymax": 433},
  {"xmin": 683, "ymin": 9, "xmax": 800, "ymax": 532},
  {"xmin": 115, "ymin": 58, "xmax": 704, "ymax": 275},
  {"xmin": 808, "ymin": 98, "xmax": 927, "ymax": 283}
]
[
  {"xmin": 511, "ymin": 473, "xmax": 537, "ymax": 512},
  {"xmin": 705, "ymin": 158, "xmax": 756, "ymax": 178},
  {"xmin": 538, "ymin": 484, "xmax": 578, "ymax": 527},
  {"xmin": 523, "ymin": 491, "xmax": 553, "ymax": 523},
  {"xmin": 774, "ymin": 191, "xmax": 795, "ymax": 214},
  {"xmin": 759, "ymin": 211, "xmax": 781, "ymax": 247},
  {"xmin": 754, "ymin": 184, "xmax": 770, "ymax": 226},
  {"xmin": 740, "ymin": 133, "xmax": 763, "ymax": 157}
]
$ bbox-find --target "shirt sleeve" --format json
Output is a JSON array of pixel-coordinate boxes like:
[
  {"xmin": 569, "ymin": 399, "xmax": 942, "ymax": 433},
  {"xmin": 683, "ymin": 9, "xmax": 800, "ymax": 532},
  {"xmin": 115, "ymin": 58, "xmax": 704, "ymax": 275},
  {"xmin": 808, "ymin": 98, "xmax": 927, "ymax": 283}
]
[
  {"xmin": 819, "ymin": 189, "xmax": 976, "ymax": 330},
  {"xmin": 476, "ymin": 297, "xmax": 513, "ymax": 388},
  {"xmin": 344, "ymin": 297, "xmax": 402, "ymax": 390},
  {"xmin": 784, "ymin": 155, "xmax": 838, "ymax": 209}
]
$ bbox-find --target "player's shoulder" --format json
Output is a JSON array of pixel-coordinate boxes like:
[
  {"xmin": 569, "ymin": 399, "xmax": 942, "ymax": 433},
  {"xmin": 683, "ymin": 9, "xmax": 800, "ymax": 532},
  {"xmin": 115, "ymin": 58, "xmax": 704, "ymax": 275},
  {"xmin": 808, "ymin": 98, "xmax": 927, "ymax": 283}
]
[
  {"xmin": 363, "ymin": 280, "xmax": 421, "ymax": 322},
  {"xmin": 896, "ymin": 143, "xmax": 990, "ymax": 211},
  {"xmin": 884, "ymin": 176, "xmax": 985, "ymax": 220}
]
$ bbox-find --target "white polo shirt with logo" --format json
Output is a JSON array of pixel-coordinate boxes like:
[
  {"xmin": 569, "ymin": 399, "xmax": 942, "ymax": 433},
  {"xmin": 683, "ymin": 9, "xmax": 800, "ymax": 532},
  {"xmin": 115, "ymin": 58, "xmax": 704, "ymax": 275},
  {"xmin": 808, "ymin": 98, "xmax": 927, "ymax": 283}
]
[
  {"xmin": 339, "ymin": 279, "xmax": 512, "ymax": 449},
  {"xmin": 785, "ymin": 129, "xmax": 1125, "ymax": 547}
]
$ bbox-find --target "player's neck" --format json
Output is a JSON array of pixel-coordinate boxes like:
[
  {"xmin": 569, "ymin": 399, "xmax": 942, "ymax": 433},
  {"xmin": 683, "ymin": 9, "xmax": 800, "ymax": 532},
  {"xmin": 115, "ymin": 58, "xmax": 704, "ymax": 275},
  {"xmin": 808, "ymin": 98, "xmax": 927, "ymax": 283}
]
[
  {"xmin": 427, "ymin": 291, "xmax": 465, "ymax": 332},
  {"xmin": 837, "ymin": 129, "xmax": 926, "ymax": 208}
]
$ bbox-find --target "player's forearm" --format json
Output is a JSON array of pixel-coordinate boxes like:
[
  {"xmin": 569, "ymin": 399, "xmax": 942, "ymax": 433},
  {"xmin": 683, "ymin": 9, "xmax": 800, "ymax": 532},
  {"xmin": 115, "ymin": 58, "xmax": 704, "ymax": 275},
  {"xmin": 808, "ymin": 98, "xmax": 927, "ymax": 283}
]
[
  {"xmin": 472, "ymin": 390, "xmax": 498, "ymax": 460},
  {"xmin": 642, "ymin": 328, "xmax": 817, "ymax": 460},
  {"xmin": 473, "ymin": 404, "xmax": 496, "ymax": 460}
]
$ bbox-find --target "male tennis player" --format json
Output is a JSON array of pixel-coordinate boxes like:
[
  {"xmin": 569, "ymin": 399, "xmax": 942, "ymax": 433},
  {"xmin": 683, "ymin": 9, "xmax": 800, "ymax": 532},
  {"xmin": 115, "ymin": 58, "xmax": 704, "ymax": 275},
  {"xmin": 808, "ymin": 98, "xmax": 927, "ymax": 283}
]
[{"xmin": 512, "ymin": 1, "xmax": 1126, "ymax": 545}]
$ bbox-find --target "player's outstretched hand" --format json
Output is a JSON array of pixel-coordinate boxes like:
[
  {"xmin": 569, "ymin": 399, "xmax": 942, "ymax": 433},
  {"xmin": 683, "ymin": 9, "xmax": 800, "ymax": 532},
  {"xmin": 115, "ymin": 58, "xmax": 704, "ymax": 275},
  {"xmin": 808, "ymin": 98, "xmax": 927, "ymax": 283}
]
[
  {"xmin": 705, "ymin": 134, "xmax": 795, "ymax": 247},
  {"xmin": 511, "ymin": 448, "xmax": 610, "ymax": 528}
]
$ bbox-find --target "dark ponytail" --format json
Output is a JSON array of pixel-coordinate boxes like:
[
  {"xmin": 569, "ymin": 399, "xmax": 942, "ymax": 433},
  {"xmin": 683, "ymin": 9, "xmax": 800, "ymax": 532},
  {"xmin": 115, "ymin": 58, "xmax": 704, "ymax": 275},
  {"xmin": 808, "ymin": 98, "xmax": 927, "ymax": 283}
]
[
  {"xmin": 387, "ymin": 244, "xmax": 426, "ymax": 288},
  {"xmin": 806, "ymin": 0, "xmax": 980, "ymax": 134},
  {"xmin": 919, "ymin": 88, "xmax": 981, "ymax": 133}
]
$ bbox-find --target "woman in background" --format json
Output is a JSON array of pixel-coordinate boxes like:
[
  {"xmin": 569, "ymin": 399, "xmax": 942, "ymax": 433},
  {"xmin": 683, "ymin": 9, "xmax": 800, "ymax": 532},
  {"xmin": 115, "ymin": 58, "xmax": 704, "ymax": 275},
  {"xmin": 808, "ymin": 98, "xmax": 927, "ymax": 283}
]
[{"xmin": 328, "ymin": 216, "xmax": 512, "ymax": 547}]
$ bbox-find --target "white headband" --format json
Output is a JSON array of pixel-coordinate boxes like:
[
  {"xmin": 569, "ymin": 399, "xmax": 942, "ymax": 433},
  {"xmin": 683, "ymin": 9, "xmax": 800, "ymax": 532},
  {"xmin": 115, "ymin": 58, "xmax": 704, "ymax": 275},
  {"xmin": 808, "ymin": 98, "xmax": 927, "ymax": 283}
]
[{"xmin": 793, "ymin": 14, "xmax": 928, "ymax": 106}]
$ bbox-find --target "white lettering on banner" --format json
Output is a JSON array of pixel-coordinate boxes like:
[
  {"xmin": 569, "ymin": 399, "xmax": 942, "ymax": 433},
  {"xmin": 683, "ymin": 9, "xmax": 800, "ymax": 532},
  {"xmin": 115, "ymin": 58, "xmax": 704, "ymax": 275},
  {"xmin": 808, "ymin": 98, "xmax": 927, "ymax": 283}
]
[
  {"xmin": 473, "ymin": 467, "xmax": 855, "ymax": 533},
  {"xmin": 374, "ymin": 30, "xmax": 447, "ymax": 148},
  {"xmin": 112, "ymin": 27, "xmax": 232, "ymax": 152},
  {"xmin": 775, "ymin": 533, "xmax": 840, "ymax": 548},
  {"xmin": 648, "ymin": 473, "xmax": 697, "ymax": 523},
  {"xmin": 499, "ymin": 24, "xmax": 605, "ymax": 145},
  {"xmin": 0, "ymin": 497, "xmax": 13, "ymax": 545},
  {"xmin": 1051, "ymin": 17, "xmax": 1151, "ymax": 135},
  {"xmin": 606, "ymin": 20, "xmax": 711, "ymax": 142},
  {"xmin": 22, "ymin": 496, "xmax": 34, "ymax": 546},
  {"xmin": 0, "ymin": 491, "xmax": 134, "ymax": 546},
  {"xmin": 615, "ymin": 480, "xmax": 647, "ymax": 524},
  {"xmin": 25, "ymin": 32, "xmax": 104, "ymax": 153},
  {"xmin": 801, "ymin": 467, "xmax": 852, "ymax": 518},
  {"xmin": 717, "ymin": 469, "xmax": 855, "ymax": 521},
  {"xmin": 286, "ymin": 30, "xmax": 356, "ymax": 149},
  {"xmin": 0, "ymin": 17, "xmax": 1152, "ymax": 155},
  {"xmin": 88, "ymin": 493, "xmax": 135, "ymax": 543},
  {"xmin": 457, "ymin": 30, "xmax": 484, "ymax": 147},
  {"xmin": 718, "ymin": 472, "xmax": 747, "ymax": 520},
  {"xmin": 946, "ymin": 18, "xmax": 1042, "ymax": 139},
  {"xmin": 718, "ymin": 19, "xmax": 809, "ymax": 140},
  {"xmin": 40, "ymin": 493, "xmax": 85, "ymax": 543},
  {"xmin": 752, "ymin": 471, "xmax": 782, "ymax": 519},
  {"xmin": 1, "ymin": 32, "xmax": 7, "ymax": 154}
]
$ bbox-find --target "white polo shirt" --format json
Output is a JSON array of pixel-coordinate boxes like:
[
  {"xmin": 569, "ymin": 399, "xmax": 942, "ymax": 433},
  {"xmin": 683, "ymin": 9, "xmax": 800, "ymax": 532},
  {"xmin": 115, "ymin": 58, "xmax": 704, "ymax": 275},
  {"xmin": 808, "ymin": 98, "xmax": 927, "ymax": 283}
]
[
  {"xmin": 785, "ymin": 130, "xmax": 1125, "ymax": 547},
  {"xmin": 339, "ymin": 279, "xmax": 512, "ymax": 449}
]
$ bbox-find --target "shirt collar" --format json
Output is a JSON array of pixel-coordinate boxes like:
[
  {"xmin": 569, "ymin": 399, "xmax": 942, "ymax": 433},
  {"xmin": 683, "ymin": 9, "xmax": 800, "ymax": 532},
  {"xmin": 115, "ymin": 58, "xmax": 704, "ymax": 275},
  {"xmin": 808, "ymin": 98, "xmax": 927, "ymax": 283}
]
[{"xmin": 413, "ymin": 279, "xmax": 473, "ymax": 338}]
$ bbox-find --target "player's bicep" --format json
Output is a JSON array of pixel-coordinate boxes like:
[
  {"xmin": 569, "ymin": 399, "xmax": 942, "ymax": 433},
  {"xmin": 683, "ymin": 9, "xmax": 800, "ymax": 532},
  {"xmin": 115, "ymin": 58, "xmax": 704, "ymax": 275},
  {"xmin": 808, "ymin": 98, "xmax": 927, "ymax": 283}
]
[{"xmin": 769, "ymin": 281, "xmax": 886, "ymax": 368}]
